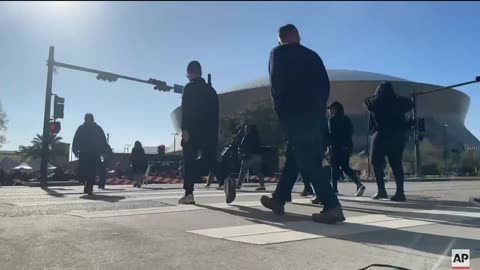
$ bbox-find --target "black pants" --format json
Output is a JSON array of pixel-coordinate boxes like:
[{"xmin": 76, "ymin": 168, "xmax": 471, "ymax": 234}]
[
  {"xmin": 79, "ymin": 152, "xmax": 100, "ymax": 193},
  {"xmin": 273, "ymin": 112, "xmax": 340, "ymax": 211},
  {"xmin": 97, "ymin": 159, "xmax": 106, "ymax": 188},
  {"xmin": 370, "ymin": 131, "xmax": 406, "ymax": 194},
  {"xmin": 331, "ymin": 148, "xmax": 362, "ymax": 192},
  {"xmin": 182, "ymin": 142, "xmax": 217, "ymax": 195}
]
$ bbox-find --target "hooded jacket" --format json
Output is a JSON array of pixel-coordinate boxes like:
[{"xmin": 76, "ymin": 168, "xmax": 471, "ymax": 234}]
[
  {"xmin": 366, "ymin": 82, "xmax": 413, "ymax": 134},
  {"xmin": 328, "ymin": 102, "xmax": 354, "ymax": 150},
  {"xmin": 130, "ymin": 146, "xmax": 148, "ymax": 174}
]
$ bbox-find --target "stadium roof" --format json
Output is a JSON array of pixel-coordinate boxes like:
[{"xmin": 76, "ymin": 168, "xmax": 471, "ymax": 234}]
[{"xmin": 226, "ymin": 69, "xmax": 409, "ymax": 92}]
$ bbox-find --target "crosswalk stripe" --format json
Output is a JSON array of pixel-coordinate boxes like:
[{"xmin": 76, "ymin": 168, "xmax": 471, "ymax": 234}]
[
  {"xmin": 9, "ymin": 192, "xmax": 269, "ymax": 206},
  {"xmin": 189, "ymin": 214, "xmax": 435, "ymax": 245}
]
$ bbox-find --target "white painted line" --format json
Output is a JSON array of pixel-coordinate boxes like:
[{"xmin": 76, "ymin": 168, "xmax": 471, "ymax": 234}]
[
  {"xmin": 226, "ymin": 231, "xmax": 320, "ymax": 245},
  {"xmin": 67, "ymin": 199, "xmax": 268, "ymax": 218},
  {"xmin": 11, "ymin": 192, "xmax": 267, "ymax": 206},
  {"xmin": 189, "ymin": 224, "xmax": 288, "ymax": 239},
  {"xmin": 412, "ymin": 209, "xmax": 480, "ymax": 219},
  {"xmin": 188, "ymin": 214, "xmax": 435, "ymax": 245}
]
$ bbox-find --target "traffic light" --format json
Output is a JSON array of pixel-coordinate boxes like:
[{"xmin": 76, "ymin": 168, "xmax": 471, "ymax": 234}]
[
  {"xmin": 173, "ymin": 84, "xmax": 184, "ymax": 94},
  {"xmin": 157, "ymin": 145, "xmax": 166, "ymax": 158},
  {"xmin": 53, "ymin": 95, "xmax": 65, "ymax": 119},
  {"xmin": 148, "ymin": 78, "xmax": 173, "ymax": 92},
  {"xmin": 49, "ymin": 121, "xmax": 61, "ymax": 134},
  {"xmin": 96, "ymin": 72, "xmax": 119, "ymax": 82},
  {"xmin": 418, "ymin": 118, "xmax": 426, "ymax": 132}
]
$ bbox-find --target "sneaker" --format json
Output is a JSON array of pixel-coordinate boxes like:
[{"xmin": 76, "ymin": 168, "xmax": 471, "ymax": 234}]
[
  {"xmin": 312, "ymin": 206, "xmax": 345, "ymax": 224},
  {"xmin": 371, "ymin": 191, "xmax": 388, "ymax": 200},
  {"xmin": 354, "ymin": 185, "xmax": 366, "ymax": 197},
  {"xmin": 178, "ymin": 194, "xmax": 195, "ymax": 204},
  {"xmin": 216, "ymin": 185, "xmax": 223, "ymax": 191},
  {"xmin": 256, "ymin": 186, "xmax": 266, "ymax": 191},
  {"xmin": 470, "ymin": 196, "xmax": 480, "ymax": 207},
  {"xmin": 260, "ymin": 195, "xmax": 285, "ymax": 216},
  {"xmin": 225, "ymin": 178, "xmax": 237, "ymax": 204},
  {"xmin": 204, "ymin": 183, "xmax": 211, "ymax": 189},
  {"xmin": 300, "ymin": 188, "xmax": 314, "ymax": 197},
  {"xmin": 390, "ymin": 193, "xmax": 407, "ymax": 202}
]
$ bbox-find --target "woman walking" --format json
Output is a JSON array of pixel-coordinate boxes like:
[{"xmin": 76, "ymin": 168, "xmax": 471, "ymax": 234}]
[
  {"xmin": 131, "ymin": 141, "xmax": 148, "ymax": 188},
  {"xmin": 365, "ymin": 82, "xmax": 413, "ymax": 201}
]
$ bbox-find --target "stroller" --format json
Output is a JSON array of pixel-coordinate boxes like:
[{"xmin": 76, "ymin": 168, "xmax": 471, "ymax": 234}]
[{"xmin": 215, "ymin": 142, "xmax": 241, "ymax": 188}]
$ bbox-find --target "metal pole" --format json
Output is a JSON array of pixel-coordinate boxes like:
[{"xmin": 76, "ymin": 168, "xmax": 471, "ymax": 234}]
[
  {"xmin": 444, "ymin": 124, "xmax": 448, "ymax": 173},
  {"xmin": 412, "ymin": 89, "xmax": 422, "ymax": 178},
  {"xmin": 366, "ymin": 113, "xmax": 371, "ymax": 178},
  {"xmin": 40, "ymin": 46, "xmax": 55, "ymax": 186}
]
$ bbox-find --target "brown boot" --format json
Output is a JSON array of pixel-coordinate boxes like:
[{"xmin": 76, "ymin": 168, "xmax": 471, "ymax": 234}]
[{"xmin": 312, "ymin": 206, "xmax": 345, "ymax": 224}]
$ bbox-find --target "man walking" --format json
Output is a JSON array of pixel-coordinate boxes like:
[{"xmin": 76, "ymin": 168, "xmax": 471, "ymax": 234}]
[
  {"xmin": 261, "ymin": 24, "xmax": 345, "ymax": 223},
  {"xmin": 179, "ymin": 61, "xmax": 219, "ymax": 204},
  {"xmin": 72, "ymin": 113, "xmax": 109, "ymax": 195}
]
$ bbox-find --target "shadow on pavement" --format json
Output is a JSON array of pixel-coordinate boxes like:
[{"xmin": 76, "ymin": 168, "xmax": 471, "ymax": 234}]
[
  {"xmin": 339, "ymin": 196, "xmax": 480, "ymax": 212},
  {"xmin": 341, "ymin": 205, "xmax": 480, "ymax": 229},
  {"xmin": 196, "ymin": 203, "xmax": 309, "ymax": 223},
  {"xmin": 41, "ymin": 186, "xmax": 65, "ymax": 198},
  {"xmin": 80, "ymin": 194, "xmax": 126, "ymax": 202},
  {"xmin": 196, "ymin": 203, "xmax": 480, "ymax": 258}
]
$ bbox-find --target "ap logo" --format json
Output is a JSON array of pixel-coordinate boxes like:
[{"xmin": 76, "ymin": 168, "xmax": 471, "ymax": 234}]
[{"xmin": 452, "ymin": 249, "xmax": 470, "ymax": 269}]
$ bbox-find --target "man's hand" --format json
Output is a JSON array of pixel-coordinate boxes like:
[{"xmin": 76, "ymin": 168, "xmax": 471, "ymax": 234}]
[{"xmin": 182, "ymin": 130, "xmax": 190, "ymax": 143}]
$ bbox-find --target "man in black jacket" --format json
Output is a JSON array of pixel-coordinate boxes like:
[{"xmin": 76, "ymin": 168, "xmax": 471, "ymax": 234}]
[
  {"xmin": 261, "ymin": 24, "xmax": 344, "ymax": 224},
  {"xmin": 72, "ymin": 113, "xmax": 109, "ymax": 195},
  {"xmin": 179, "ymin": 61, "xmax": 219, "ymax": 204}
]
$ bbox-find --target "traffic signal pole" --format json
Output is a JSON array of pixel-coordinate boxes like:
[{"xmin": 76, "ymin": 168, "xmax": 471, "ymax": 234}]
[
  {"xmin": 40, "ymin": 46, "xmax": 55, "ymax": 186},
  {"xmin": 40, "ymin": 45, "xmax": 184, "ymax": 186}
]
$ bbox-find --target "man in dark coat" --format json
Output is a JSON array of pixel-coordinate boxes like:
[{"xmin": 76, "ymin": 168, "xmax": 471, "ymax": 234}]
[
  {"xmin": 179, "ymin": 61, "xmax": 219, "ymax": 204},
  {"xmin": 72, "ymin": 113, "xmax": 109, "ymax": 195},
  {"xmin": 261, "ymin": 24, "xmax": 344, "ymax": 224}
]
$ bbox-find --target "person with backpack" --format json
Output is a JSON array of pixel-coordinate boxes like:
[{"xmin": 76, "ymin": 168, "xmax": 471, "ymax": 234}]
[{"xmin": 131, "ymin": 141, "xmax": 148, "ymax": 188}]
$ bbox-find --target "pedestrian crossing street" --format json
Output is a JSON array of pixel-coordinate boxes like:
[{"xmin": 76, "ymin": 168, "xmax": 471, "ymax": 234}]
[{"xmin": 2, "ymin": 185, "xmax": 479, "ymax": 246}]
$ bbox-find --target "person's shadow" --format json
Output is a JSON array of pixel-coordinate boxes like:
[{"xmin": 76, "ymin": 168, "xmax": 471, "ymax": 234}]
[
  {"xmin": 41, "ymin": 186, "xmax": 65, "ymax": 198},
  {"xmin": 80, "ymin": 194, "xmax": 126, "ymax": 202}
]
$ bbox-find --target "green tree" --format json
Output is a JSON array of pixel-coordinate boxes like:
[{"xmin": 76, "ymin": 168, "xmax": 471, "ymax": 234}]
[
  {"xmin": 0, "ymin": 102, "xmax": 7, "ymax": 148},
  {"xmin": 17, "ymin": 134, "xmax": 63, "ymax": 162}
]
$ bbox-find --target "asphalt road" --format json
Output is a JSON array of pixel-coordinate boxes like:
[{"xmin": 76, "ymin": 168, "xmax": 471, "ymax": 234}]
[{"xmin": 0, "ymin": 181, "xmax": 479, "ymax": 270}]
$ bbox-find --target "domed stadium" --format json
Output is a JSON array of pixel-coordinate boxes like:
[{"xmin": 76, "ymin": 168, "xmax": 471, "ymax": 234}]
[{"xmin": 170, "ymin": 69, "xmax": 480, "ymax": 153}]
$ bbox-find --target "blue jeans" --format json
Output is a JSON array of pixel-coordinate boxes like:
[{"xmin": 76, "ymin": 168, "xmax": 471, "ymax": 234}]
[{"xmin": 273, "ymin": 112, "xmax": 341, "ymax": 211}]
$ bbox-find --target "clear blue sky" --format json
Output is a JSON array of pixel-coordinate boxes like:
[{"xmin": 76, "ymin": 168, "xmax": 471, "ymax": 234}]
[{"xmin": 1, "ymin": 1, "xmax": 479, "ymax": 153}]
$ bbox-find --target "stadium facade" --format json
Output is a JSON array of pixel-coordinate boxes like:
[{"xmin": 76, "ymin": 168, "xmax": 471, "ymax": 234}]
[{"xmin": 170, "ymin": 69, "xmax": 479, "ymax": 152}]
